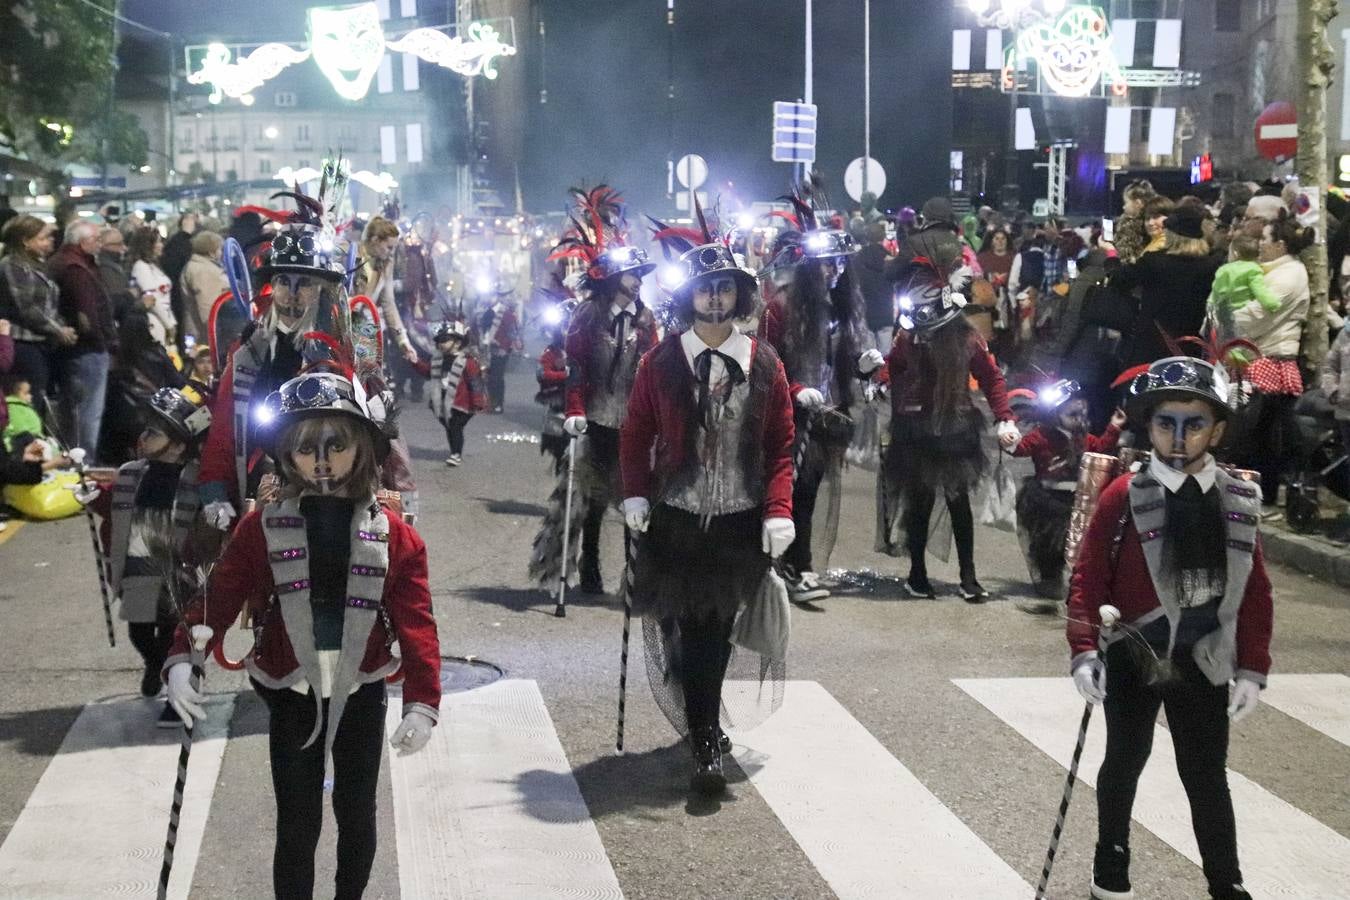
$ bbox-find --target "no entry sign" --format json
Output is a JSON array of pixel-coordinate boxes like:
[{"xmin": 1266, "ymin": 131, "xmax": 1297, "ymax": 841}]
[{"xmin": 1255, "ymin": 101, "xmax": 1298, "ymax": 162}]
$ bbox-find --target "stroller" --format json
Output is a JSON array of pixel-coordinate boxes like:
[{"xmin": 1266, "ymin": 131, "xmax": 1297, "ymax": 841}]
[{"xmin": 1287, "ymin": 388, "xmax": 1350, "ymax": 534}]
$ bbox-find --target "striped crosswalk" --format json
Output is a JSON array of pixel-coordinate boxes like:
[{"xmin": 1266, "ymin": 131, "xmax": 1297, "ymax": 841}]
[{"xmin": 1, "ymin": 675, "xmax": 1346, "ymax": 898}]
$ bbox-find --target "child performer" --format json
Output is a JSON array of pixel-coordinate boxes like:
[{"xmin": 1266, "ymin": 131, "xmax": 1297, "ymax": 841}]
[
  {"xmin": 419, "ymin": 320, "xmax": 486, "ymax": 467},
  {"xmin": 1067, "ymin": 356, "xmax": 1271, "ymax": 900},
  {"xmin": 165, "ymin": 370, "xmax": 441, "ymax": 900},
  {"xmin": 1010, "ymin": 379, "xmax": 1124, "ymax": 597}
]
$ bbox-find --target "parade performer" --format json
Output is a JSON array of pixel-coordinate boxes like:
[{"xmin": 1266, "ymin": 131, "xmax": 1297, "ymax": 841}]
[
  {"xmin": 478, "ymin": 281, "xmax": 522, "ymax": 414},
  {"xmin": 1010, "ymin": 379, "xmax": 1125, "ymax": 597},
  {"xmin": 1067, "ymin": 356, "xmax": 1269, "ymax": 900},
  {"xmin": 165, "ymin": 369, "xmax": 440, "ymax": 900},
  {"xmin": 760, "ymin": 191, "xmax": 884, "ymax": 601},
  {"xmin": 877, "ymin": 258, "xmax": 1019, "ymax": 601},
  {"xmin": 530, "ymin": 186, "xmax": 658, "ymax": 595},
  {"xmin": 535, "ymin": 301, "xmax": 573, "ymax": 473},
  {"xmin": 621, "ymin": 227, "xmax": 795, "ymax": 795},
  {"xmin": 77, "ymin": 387, "xmax": 214, "ymax": 723},
  {"xmin": 419, "ymin": 320, "xmax": 487, "ymax": 467}
]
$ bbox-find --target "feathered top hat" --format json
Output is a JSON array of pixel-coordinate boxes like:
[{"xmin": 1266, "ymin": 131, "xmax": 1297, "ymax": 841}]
[
  {"xmin": 256, "ymin": 370, "xmax": 389, "ymax": 461},
  {"xmin": 433, "ymin": 319, "xmax": 469, "ymax": 343},
  {"xmin": 1126, "ymin": 356, "xmax": 1233, "ymax": 422},
  {"xmin": 649, "ymin": 200, "xmax": 757, "ymax": 303},
  {"xmin": 764, "ymin": 177, "xmax": 859, "ymax": 272},
  {"xmin": 894, "ymin": 256, "xmax": 973, "ymax": 332},
  {"xmin": 254, "ymin": 158, "xmax": 351, "ymax": 284},
  {"xmin": 548, "ymin": 184, "xmax": 655, "ymax": 289},
  {"xmin": 142, "ymin": 386, "xmax": 212, "ymax": 446}
]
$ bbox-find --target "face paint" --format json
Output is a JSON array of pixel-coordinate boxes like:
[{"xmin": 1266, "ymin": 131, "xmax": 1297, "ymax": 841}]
[
  {"xmin": 693, "ymin": 277, "xmax": 737, "ymax": 323},
  {"xmin": 1149, "ymin": 407, "xmax": 1215, "ymax": 471},
  {"xmin": 270, "ymin": 274, "xmax": 321, "ymax": 325},
  {"xmin": 618, "ymin": 272, "xmax": 641, "ymax": 300},
  {"xmin": 290, "ymin": 422, "xmax": 358, "ymax": 494},
  {"xmin": 137, "ymin": 426, "xmax": 182, "ymax": 462}
]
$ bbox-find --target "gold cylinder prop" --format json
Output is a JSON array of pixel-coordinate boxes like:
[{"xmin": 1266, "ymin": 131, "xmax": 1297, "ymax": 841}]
[
  {"xmin": 1117, "ymin": 446, "xmax": 1148, "ymax": 473},
  {"xmin": 1063, "ymin": 452, "xmax": 1122, "ymax": 571}
]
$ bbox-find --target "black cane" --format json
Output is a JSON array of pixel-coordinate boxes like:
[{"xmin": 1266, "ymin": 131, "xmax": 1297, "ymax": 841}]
[
  {"xmin": 83, "ymin": 496, "xmax": 117, "ymax": 648},
  {"xmin": 556, "ymin": 436, "xmax": 577, "ymax": 618},
  {"xmin": 157, "ymin": 649, "xmax": 203, "ymax": 900},
  {"xmin": 615, "ymin": 528, "xmax": 638, "ymax": 753},
  {"xmin": 1034, "ymin": 604, "xmax": 1119, "ymax": 900}
]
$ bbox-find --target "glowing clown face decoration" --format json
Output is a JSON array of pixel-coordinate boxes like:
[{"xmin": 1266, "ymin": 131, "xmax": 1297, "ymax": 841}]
[
  {"xmin": 1016, "ymin": 6, "xmax": 1126, "ymax": 99},
  {"xmin": 308, "ymin": 3, "xmax": 386, "ymax": 102}
]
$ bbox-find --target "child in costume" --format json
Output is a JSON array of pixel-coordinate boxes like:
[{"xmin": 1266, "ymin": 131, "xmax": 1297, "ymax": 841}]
[
  {"xmin": 78, "ymin": 387, "xmax": 213, "ymax": 724},
  {"xmin": 535, "ymin": 305, "xmax": 571, "ymax": 473},
  {"xmin": 1067, "ymin": 356, "xmax": 1271, "ymax": 900},
  {"xmin": 418, "ymin": 320, "xmax": 486, "ymax": 467},
  {"xmin": 621, "ymin": 231, "xmax": 795, "ymax": 795},
  {"xmin": 165, "ymin": 370, "xmax": 441, "ymax": 900},
  {"xmin": 1009, "ymin": 379, "xmax": 1124, "ymax": 597}
]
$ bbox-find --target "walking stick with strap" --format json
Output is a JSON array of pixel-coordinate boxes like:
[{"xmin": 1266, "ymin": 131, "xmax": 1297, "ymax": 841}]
[
  {"xmin": 555, "ymin": 435, "xmax": 577, "ymax": 618},
  {"xmin": 1034, "ymin": 603, "xmax": 1119, "ymax": 900},
  {"xmin": 615, "ymin": 528, "xmax": 638, "ymax": 753}
]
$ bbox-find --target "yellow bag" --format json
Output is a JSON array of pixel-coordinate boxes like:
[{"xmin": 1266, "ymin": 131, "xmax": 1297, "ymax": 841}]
[{"xmin": 3, "ymin": 469, "xmax": 84, "ymax": 520}]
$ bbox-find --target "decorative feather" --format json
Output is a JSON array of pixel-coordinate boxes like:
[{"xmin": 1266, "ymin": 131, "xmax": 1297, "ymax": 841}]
[
  {"xmin": 234, "ymin": 204, "xmax": 297, "ymax": 225},
  {"xmin": 1110, "ymin": 363, "xmax": 1151, "ymax": 389},
  {"xmin": 298, "ymin": 330, "xmax": 356, "ymax": 381},
  {"xmin": 267, "ymin": 191, "xmax": 323, "ymax": 224},
  {"xmin": 693, "ymin": 194, "xmax": 713, "ymax": 244},
  {"xmin": 767, "ymin": 209, "xmax": 801, "ymax": 230},
  {"xmin": 647, "ymin": 214, "xmax": 706, "ymax": 258}
]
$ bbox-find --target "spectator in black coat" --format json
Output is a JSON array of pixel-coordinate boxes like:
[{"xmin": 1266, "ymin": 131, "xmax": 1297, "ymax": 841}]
[{"xmin": 854, "ymin": 221, "xmax": 894, "ymax": 348}]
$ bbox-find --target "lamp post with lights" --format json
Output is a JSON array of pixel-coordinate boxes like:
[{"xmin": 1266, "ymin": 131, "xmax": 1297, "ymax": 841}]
[{"xmin": 963, "ymin": 0, "xmax": 1066, "ymax": 212}]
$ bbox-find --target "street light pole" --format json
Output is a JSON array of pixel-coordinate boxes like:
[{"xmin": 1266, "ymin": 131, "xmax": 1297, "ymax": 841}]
[
  {"xmin": 801, "ymin": 0, "xmax": 813, "ymax": 184},
  {"xmin": 863, "ymin": 0, "xmax": 870, "ymax": 198}
]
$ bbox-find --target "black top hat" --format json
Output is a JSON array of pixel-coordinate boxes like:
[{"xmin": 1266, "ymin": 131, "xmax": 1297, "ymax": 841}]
[
  {"xmin": 1126, "ymin": 356, "xmax": 1232, "ymax": 422},
  {"xmin": 257, "ymin": 224, "xmax": 345, "ymax": 283},
  {"xmin": 256, "ymin": 371, "xmax": 389, "ymax": 460},
  {"xmin": 671, "ymin": 242, "xmax": 758, "ymax": 302},
  {"xmin": 142, "ymin": 387, "xmax": 212, "ymax": 445}
]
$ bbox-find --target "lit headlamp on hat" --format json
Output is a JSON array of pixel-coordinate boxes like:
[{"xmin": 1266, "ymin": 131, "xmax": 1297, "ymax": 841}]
[
  {"xmin": 802, "ymin": 229, "xmax": 857, "ymax": 259},
  {"xmin": 1037, "ymin": 379, "xmax": 1081, "ymax": 411},
  {"xmin": 1126, "ymin": 356, "xmax": 1233, "ymax": 423},
  {"xmin": 590, "ymin": 244, "xmax": 656, "ymax": 282}
]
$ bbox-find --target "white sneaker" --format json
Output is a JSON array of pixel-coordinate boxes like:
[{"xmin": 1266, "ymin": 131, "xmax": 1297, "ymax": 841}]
[
  {"xmin": 790, "ymin": 571, "xmax": 830, "ymax": 602},
  {"xmin": 446, "ymin": 454, "xmax": 462, "ymax": 467}
]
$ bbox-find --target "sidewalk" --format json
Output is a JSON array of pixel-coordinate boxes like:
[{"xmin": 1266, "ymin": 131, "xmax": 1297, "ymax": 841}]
[{"xmin": 1259, "ymin": 516, "xmax": 1350, "ymax": 592}]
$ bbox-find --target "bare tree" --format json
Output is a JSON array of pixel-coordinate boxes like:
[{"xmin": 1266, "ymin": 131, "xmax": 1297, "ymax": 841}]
[{"xmin": 1296, "ymin": 0, "xmax": 1339, "ymax": 367}]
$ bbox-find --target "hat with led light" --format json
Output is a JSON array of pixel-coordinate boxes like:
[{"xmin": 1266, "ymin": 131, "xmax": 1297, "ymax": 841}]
[
  {"xmin": 255, "ymin": 370, "xmax": 389, "ymax": 460},
  {"xmin": 648, "ymin": 200, "xmax": 757, "ymax": 302},
  {"xmin": 141, "ymin": 387, "xmax": 212, "ymax": 446},
  {"xmin": 763, "ymin": 184, "xmax": 859, "ymax": 273},
  {"xmin": 1036, "ymin": 378, "xmax": 1083, "ymax": 413},
  {"xmin": 547, "ymin": 184, "xmax": 654, "ymax": 291},
  {"xmin": 894, "ymin": 256, "xmax": 972, "ymax": 332},
  {"xmin": 1126, "ymin": 356, "xmax": 1233, "ymax": 422},
  {"xmin": 433, "ymin": 319, "xmax": 469, "ymax": 343},
  {"xmin": 254, "ymin": 160, "xmax": 351, "ymax": 283}
]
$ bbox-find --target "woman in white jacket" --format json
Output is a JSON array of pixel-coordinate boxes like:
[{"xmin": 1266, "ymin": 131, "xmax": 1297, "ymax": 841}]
[
  {"xmin": 1232, "ymin": 217, "xmax": 1313, "ymax": 512},
  {"xmin": 127, "ymin": 226, "xmax": 177, "ymax": 351}
]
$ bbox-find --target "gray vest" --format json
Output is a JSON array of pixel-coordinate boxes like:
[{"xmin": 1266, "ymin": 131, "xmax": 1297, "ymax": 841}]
[
  {"xmin": 585, "ymin": 317, "xmax": 644, "ymax": 429},
  {"xmin": 107, "ymin": 460, "xmax": 201, "ymax": 622},
  {"xmin": 428, "ymin": 349, "xmax": 467, "ymax": 422}
]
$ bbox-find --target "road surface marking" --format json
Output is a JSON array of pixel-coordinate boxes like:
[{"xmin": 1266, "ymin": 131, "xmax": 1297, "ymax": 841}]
[
  {"xmin": 385, "ymin": 679, "xmax": 623, "ymax": 899},
  {"xmin": 0, "ymin": 694, "xmax": 234, "ymax": 900},
  {"xmin": 725, "ymin": 680, "xmax": 1029, "ymax": 897},
  {"xmin": 1262, "ymin": 673, "xmax": 1350, "ymax": 748},
  {"xmin": 955, "ymin": 677, "xmax": 1350, "ymax": 898},
  {"xmin": 0, "ymin": 518, "xmax": 25, "ymax": 547}
]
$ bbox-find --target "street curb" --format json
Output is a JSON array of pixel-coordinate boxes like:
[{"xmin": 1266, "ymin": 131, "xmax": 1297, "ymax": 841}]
[{"xmin": 1260, "ymin": 525, "xmax": 1350, "ymax": 590}]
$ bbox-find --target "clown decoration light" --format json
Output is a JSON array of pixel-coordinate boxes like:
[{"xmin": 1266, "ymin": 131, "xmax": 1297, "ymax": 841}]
[
  {"xmin": 1005, "ymin": 5, "xmax": 1127, "ymax": 98},
  {"xmin": 187, "ymin": 1, "xmax": 517, "ymax": 104}
]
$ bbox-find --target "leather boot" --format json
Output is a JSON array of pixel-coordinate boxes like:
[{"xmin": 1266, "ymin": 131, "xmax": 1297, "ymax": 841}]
[{"xmin": 689, "ymin": 726, "xmax": 726, "ymax": 795}]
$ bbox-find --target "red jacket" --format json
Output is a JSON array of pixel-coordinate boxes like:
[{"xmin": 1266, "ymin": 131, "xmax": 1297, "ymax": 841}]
[
  {"xmin": 882, "ymin": 329, "xmax": 1013, "ymax": 421},
  {"xmin": 620, "ymin": 333, "xmax": 795, "ymax": 521},
  {"xmin": 1012, "ymin": 424, "xmax": 1121, "ymax": 481},
  {"xmin": 414, "ymin": 353, "xmax": 487, "ymax": 413},
  {"xmin": 1066, "ymin": 473, "xmax": 1273, "ymax": 679},
  {"xmin": 167, "ymin": 505, "xmax": 441, "ymax": 712},
  {"xmin": 564, "ymin": 300, "xmax": 658, "ymax": 419},
  {"xmin": 197, "ymin": 348, "xmax": 246, "ymax": 506},
  {"xmin": 536, "ymin": 345, "xmax": 568, "ymax": 388}
]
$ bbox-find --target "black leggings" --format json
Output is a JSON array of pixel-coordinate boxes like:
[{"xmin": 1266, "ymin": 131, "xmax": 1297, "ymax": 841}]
[
  {"xmin": 444, "ymin": 409, "xmax": 472, "ymax": 455},
  {"xmin": 1097, "ymin": 642, "xmax": 1241, "ymax": 892},
  {"xmin": 126, "ymin": 618, "xmax": 175, "ymax": 671},
  {"xmin": 903, "ymin": 485, "xmax": 976, "ymax": 575},
  {"xmin": 678, "ymin": 611, "xmax": 736, "ymax": 733},
  {"xmin": 254, "ymin": 679, "xmax": 387, "ymax": 900},
  {"xmin": 784, "ymin": 451, "xmax": 825, "ymax": 575}
]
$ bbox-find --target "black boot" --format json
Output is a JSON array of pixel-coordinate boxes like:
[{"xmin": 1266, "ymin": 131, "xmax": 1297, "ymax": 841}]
[
  {"xmin": 579, "ymin": 504, "xmax": 605, "ymax": 594},
  {"xmin": 579, "ymin": 557, "xmax": 604, "ymax": 594},
  {"xmin": 1209, "ymin": 884, "xmax": 1252, "ymax": 900},
  {"xmin": 688, "ymin": 726, "xmax": 726, "ymax": 795},
  {"xmin": 904, "ymin": 563, "xmax": 935, "ymax": 599},
  {"xmin": 959, "ymin": 567, "xmax": 990, "ymax": 603},
  {"xmin": 1091, "ymin": 843, "xmax": 1133, "ymax": 900}
]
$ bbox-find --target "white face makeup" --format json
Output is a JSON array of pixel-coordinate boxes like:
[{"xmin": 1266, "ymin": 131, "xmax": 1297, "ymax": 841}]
[
  {"xmin": 1149, "ymin": 399, "xmax": 1225, "ymax": 472},
  {"xmin": 289, "ymin": 421, "xmax": 357, "ymax": 494},
  {"xmin": 270, "ymin": 275, "xmax": 322, "ymax": 326},
  {"xmin": 817, "ymin": 256, "xmax": 845, "ymax": 291},
  {"xmin": 692, "ymin": 277, "xmax": 738, "ymax": 323}
]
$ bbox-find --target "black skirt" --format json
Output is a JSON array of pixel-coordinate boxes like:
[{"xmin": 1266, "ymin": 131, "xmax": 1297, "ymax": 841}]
[
  {"xmin": 883, "ymin": 406, "xmax": 989, "ymax": 496},
  {"xmin": 632, "ymin": 505, "xmax": 768, "ymax": 621},
  {"xmin": 1014, "ymin": 477, "xmax": 1073, "ymax": 583}
]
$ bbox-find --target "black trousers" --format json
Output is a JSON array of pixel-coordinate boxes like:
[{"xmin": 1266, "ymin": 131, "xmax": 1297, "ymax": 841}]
[
  {"xmin": 444, "ymin": 409, "xmax": 472, "ymax": 455},
  {"xmin": 678, "ymin": 610, "xmax": 736, "ymax": 733},
  {"xmin": 486, "ymin": 352, "xmax": 509, "ymax": 408},
  {"xmin": 127, "ymin": 618, "xmax": 175, "ymax": 672},
  {"xmin": 903, "ymin": 485, "xmax": 976, "ymax": 576},
  {"xmin": 1244, "ymin": 392, "xmax": 1300, "ymax": 506},
  {"xmin": 784, "ymin": 450, "xmax": 825, "ymax": 576},
  {"xmin": 254, "ymin": 679, "xmax": 387, "ymax": 900},
  {"xmin": 1097, "ymin": 642, "xmax": 1241, "ymax": 891}
]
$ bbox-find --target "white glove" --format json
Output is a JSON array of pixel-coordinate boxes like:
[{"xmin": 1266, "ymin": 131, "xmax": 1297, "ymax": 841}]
[
  {"xmin": 71, "ymin": 479, "xmax": 102, "ymax": 505},
  {"xmin": 204, "ymin": 500, "xmax": 236, "ymax": 531},
  {"xmin": 761, "ymin": 517, "xmax": 796, "ymax": 558},
  {"xmin": 67, "ymin": 447, "xmax": 87, "ymax": 467},
  {"xmin": 1228, "ymin": 678, "xmax": 1262, "ymax": 722},
  {"xmin": 1072, "ymin": 656, "xmax": 1107, "ymax": 705},
  {"xmin": 622, "ymin": 497, "xmax": 651, "ymax": 533},
  {"xmin": 795, "ymin": 387, "xmax": 826, "ymax": 410},
  {"xmin": 389, "ymin": 710, "xmax": 436, "ymax": 754},
  {"xmin": 997, "ymin": 419, "xmax": 1020, "ymax": 449},
  {"xmin": 857, "ymin": 348, "xmax": 886, "ymax": 375},
  {"xmin": 563, "ymin": 415, "xmax": 588, "ymax": 436},
  {"xmin": 166, "ymin": 662, "xmax": 206, "ymax": 728}
]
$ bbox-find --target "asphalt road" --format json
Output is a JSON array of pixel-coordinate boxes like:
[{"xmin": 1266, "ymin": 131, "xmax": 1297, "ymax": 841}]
[{"xmin": 0, "ymin": 352, "xmax": 1347, "ymax": 900}]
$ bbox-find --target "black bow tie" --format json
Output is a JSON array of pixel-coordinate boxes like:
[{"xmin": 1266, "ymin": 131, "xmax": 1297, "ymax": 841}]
[{"xmin": 695, "ymin": 348, "xmax": 745, "ymax": 423}]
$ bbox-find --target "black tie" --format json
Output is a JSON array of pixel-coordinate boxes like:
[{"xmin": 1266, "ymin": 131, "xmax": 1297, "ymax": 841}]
[
  {"xmin": 1177, "ymin": 476, "xmax": 1204, "ymax": 501},
  {"xmin": 695, "ymin": 348, "xmax": 745, "ymax": 424},
  {"xmin": 606, "ymin": 310, "xmax": 633, "ymax": 390}
]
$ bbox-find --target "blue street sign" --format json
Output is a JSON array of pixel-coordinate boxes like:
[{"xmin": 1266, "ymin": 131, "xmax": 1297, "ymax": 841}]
[{"xmin": 772, "ymin": 100, "xmax": 817, "ymax": 164}]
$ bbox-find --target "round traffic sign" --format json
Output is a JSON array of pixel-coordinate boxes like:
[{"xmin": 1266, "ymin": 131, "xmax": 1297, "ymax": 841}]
[
  {"xmin": 844, "ymin": 157, "xmax": 886, "ymax": 202},
  {"xmin": 1254, "ymin": 101, "xmax": 1297, "ymax": 163},
  {"xmin": 676, "ymin": 154, "xmax": 708, "ymax": 190}
]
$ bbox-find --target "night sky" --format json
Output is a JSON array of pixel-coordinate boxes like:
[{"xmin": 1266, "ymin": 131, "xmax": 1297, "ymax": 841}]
[{"xmin": 123, "ymin": 0, "xmax": 953, "ymax": 214}]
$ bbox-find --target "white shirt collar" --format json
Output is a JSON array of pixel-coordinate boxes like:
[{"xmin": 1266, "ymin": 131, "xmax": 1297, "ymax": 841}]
[
  {"xmin": 1148, "ymin": 450, "xmax": 1217, "ymax": 494},
  {"xmin": 611, "ymin": 300, "xmax": 637, "ymax": 318},
  {"xmin": 681, "ymin": 326, "xmax": 753, "ymax": 376}
]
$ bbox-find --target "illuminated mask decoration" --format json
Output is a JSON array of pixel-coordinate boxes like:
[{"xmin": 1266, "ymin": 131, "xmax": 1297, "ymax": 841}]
[
  {"xmin": 309, "ymin": 4, "xmax": 386, "ymax": 102},
  {"xmin": 186, "ymin": 3, "xmax": 517, "ymax": 104},
  {"xmin": 1013, "ymin": 6, "xmax": 1127, "ymax": 99}
]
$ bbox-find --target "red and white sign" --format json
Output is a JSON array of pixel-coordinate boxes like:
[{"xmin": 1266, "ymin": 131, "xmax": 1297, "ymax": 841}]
[{"xmin": 1255, "ymin": 101, "xmax": 1298, "ymax": 162}]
